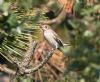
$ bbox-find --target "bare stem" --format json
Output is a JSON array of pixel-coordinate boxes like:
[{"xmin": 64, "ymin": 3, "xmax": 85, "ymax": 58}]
[{"xmin": 25, "ymin": 50, "xmax": 54, "ymax": 74}]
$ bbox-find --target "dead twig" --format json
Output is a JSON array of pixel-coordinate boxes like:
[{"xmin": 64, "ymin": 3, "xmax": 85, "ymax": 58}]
[
  {"xmin": 45, "ymin": 63, "xmax": 59, "ymax": 79},
  {"xmin": 47, "ymin": 61, "xmax": 64, "ymax": 73},
  {"xmin": 24, "ymin": 50, "xmax": 54, "ymax": 74}
]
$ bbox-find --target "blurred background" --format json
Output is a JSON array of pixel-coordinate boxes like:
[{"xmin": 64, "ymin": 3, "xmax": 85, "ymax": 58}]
[{"xmin": 0, "ymin": 0, "xmax": 100, "ymax": 82}]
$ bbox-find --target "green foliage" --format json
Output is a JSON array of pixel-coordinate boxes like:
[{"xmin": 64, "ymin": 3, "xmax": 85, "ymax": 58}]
[
  {"xmin": 73, "ymin": 0, "xmax": 86, "ymax": 16},
  {"xmin": 0, "ymin": 0, "xmax": 45, "ymax": 63},
  {"xmin": 18, "ymin": 0, "xmax": 47, "ymax": 10},
  {"xmin": 6, "ymin": 14, "xmax": 18, "ymax": 27},
  {"xmin": 63, "ymin": 1, "xmax": 100, "ymax": 82}
]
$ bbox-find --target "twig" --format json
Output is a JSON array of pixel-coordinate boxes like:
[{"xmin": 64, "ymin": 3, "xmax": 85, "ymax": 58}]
[
  {"xmin": 39, "ymin": 7, "xmax": 66, "ymax": 26},
  {"xmin": 17, "ymin": 40, "xmax": 38, "ymax": 75},
  {"xmin": 24, "ymin": 50, "xmax": 54, "ymax": 74},
  {"xmin": 0, "ymin": 64, "xmax": 16, "ymax": 75},
  {"xmin": 0, "ymin": 37, "xmax": 54, "ymax": 75},
  {"xmin": 0, "ymin": 40, "xmax": 38, "ymax": 75},
  {"xmin": 38, "ymin": 69, "xmax": 43, "ymax": 82},
  {"xmin": 0, "ymin": 50, "xmax": 54, "ymax": 76},
  {"xmin": 21, "ymin": 40, "xmax": 38, "ymax": 67},
  {"xmin": 46, "ymin": 63, "xmax": 59, "ymax": 79},
  {"xmin": 39, "ymin": 0, "xmax": 75, "ymax": 26},
  {"xmin": 47, "ymin": 61, "xmax": 64, "ymax": 73}
]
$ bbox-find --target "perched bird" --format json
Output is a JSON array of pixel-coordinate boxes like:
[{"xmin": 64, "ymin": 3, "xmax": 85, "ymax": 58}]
[{"xmin": 40, "ymin": 24, "xmax": 69, "ymax": 50}]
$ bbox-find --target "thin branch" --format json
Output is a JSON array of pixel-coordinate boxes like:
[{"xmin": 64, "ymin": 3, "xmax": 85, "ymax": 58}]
[
  {"xmin": 0, "ymin": 48, "xmax": 54, "ymax": 76},
  {"xmin": 39, "ymin": 0, "xmax": 75, "ymax": 26},
  {"xmin": 39, "ymin": 7, "xmax": 66, "ymax": 25},
  {"xmin": 46, "ymin": 63, "xmax": 59, "ymax": 79},
  {"xmin": 0, "ymin": 40, "xmax": 38, "ymax": 75},
  {"xmin": 0, "ymin": 64, "xmax": 16, "ymax": 75},
  {"xmin": 17, "ymin": 40, "xmax": 38, "ymax": 75},
  {"xmin": 47, "ymin": 61, "xmax": 64, "ymax": 73},
  {"xmin": 21, "ymin": 40, "xmax": 38, "ymax": 67},
  {"xmin": 25, "ymin": 50, "xmax": 54, "ymax": 74}
]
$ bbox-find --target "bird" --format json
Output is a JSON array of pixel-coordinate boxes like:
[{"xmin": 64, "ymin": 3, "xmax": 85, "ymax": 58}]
[{"xmin": 40, "ymin": 24, "xmax": 69, "ymax": 50}]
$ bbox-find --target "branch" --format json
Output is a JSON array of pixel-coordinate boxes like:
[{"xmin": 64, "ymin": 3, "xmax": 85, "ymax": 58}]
[
  {"xmin": 39, "ymin": 0, "xmax": 75, "ymax": 26},
  {"xmin": 0, "ymin": 40, "xmax": 38, "ymax": 75},
  {"xmin": 21, "ymin": 40, "xmax": 38, "ymax": 67},
  {"xmin": 47, "ymin": 61, "xmax": 64, "ymax": 73},
  {"xmin": 0, "ymin": 64, "xmax": 16, "ymax": 75},
  {"xmin": 0, "ymin": 43, "xmax": 54, "ymax": 76},
  {"xmin": 17, "ymin": 40, "xmax": 38, "ymax": 75},
  {"xmin": 25, "ymin": 50, "xmax": 54, "ymax": 74},
  {"xmin": 39, "ymin": 7, "xmax": 67, "ymax": 25}
]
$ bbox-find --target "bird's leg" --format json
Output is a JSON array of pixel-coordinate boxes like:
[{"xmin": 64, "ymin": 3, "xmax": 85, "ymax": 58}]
[{"xmin": 51, "ymin": 48, "xmax": 56, "ymax": 51}]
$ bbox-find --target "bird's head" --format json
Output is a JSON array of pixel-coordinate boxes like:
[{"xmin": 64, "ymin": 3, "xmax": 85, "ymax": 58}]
[{"xmin": 40, "ymin": 25, "xmax": 50, "ymax": 31}]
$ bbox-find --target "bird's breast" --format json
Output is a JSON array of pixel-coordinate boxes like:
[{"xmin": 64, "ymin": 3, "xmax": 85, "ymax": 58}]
[{"xmin": 44, "ymin": 31, "xmax": 58, "ymax": 48}]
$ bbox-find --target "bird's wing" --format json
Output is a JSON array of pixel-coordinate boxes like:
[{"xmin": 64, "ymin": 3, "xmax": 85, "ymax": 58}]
[
  {"xmin": 54, "ymin": 38, "xmax": 64, "ymax": 47},
  {"xmin": 51, "ymin": 30, "xmax": 64, "ymax": 47},
  {"xmin": 50, "ymin": 30, "xmax": 60, "ymax": 38}
]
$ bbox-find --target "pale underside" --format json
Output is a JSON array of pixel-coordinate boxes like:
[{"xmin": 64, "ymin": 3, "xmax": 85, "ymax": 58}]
[{"xmin": 44, "ymin": 29, "xmax": 63, "ymax": 49}]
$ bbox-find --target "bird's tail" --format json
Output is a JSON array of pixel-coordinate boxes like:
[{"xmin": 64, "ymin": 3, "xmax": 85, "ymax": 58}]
[
  {"xmin": 58, "ymin": 43, "xmax": 71, "ymax": 53},
  {"xmin": 63, "ymin": 43, "xmax": 71, "ymax": 47}
]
